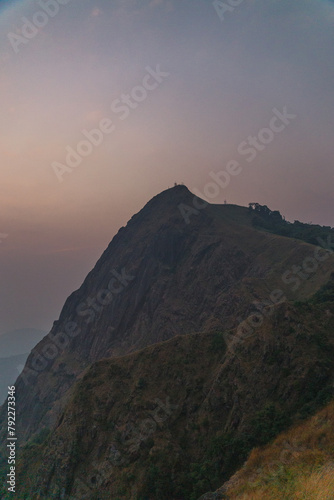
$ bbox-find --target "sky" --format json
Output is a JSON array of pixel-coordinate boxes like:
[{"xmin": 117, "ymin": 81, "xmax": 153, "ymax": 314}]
[{"xmin": 0, "ymin": 0, "xmax": 333, "ymax": 335}]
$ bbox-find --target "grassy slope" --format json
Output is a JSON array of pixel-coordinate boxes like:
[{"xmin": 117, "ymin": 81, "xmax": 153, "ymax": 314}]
[{"xmin": 223, "ymin": 400, "xmax": 334, "ymax": 500}]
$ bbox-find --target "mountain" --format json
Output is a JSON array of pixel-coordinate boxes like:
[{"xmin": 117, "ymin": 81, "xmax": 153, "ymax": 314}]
[{"xmin": 0, "ymin": 185, "xmax": 333, "ymax": 498}]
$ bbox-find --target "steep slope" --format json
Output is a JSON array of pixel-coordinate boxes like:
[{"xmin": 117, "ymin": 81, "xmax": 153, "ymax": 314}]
[
  {"xmin": 0, "ymin": 186, "xmax": 333, "ymax": 469},
  {"xmin": 6, "ymin": 295, "xmax": 334, "ymax": 499}
]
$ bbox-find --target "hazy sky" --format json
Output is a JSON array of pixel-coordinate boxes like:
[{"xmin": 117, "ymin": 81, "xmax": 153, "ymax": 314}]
[{"xmin": 0, "ymin": 0, "xmax": 333, "ymax": 334}]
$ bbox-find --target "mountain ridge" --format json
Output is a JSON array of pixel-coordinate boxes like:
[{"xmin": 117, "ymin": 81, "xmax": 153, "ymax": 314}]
[
  {"xmin": 2, "ymin": 186, "xmax": 333, "ymax": 441},
  {"xmin": 0, "ymin": 186, "xmax": 333, "ymax": 499}
]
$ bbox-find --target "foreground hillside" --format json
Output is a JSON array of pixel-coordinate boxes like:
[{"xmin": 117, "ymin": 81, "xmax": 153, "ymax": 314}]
[
  {"xmin": 214, "ymin": 399, "xmax": 334, "ymax": 500},
  {"xmin": 4, "ymin": 293, "xmax": 334, "ymax": 499}
]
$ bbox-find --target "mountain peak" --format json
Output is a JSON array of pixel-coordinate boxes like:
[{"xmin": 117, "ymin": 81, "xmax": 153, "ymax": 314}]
[
  {"xmin": 144, "ymin": 183, "xmax": 193, "ymax": 207},
  {"xmin": 124, "ymin": 183, "xmax": 200, "ymax": 231}
]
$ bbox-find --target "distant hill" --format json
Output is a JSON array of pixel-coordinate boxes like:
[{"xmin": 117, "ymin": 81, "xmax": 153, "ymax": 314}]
[
  {"xmin": 0, "ymin": 329, "xmax": 45, "ymax": 405},
  {"xmin": 0, "ymin": 328, "xmax": 45, "ymax": 358},
  {"xmin": 0, "ymin": 353, "xmax": 28, "ymax": 406}
]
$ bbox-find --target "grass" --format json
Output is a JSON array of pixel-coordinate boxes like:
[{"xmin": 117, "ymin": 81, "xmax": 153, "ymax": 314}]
[
  {"xmin": 232, "ymin": 464, "xmax": 334, "ymax": 500},
  {"xmin": 226, "ymin": 400, "xmax": 334, "ymax": 499}
]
